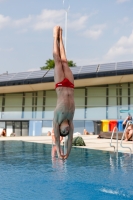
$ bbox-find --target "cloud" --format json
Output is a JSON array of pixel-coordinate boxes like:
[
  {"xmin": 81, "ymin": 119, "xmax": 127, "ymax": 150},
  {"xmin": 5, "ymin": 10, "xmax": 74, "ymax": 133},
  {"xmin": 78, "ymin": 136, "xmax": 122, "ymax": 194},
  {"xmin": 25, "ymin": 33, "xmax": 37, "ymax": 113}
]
[
  {"xmin": 104, "ymin": 31, "xmax": 133, "ymax": 60},
  {"xmin": 0, "ymin": 14, "xmax": 11, "ymax": 29},
  {"xmin": 118, "ymin": 17, "xmax": 129, "ymax": 24},
  {"xmin": 68, "ymin": 15, "xmax": 89, "ymax": 30},
  {"xmin": 33, "ymin": 9, "xmax": 65, "ymax": 30},
  {"xmin": 0, "ymin": 9, "xmax": 92, "ymax": 32},
  {"xmin": 116, "ymin": 0, "xmax": 130, "ymax": 3},
  {"xmin": 13, "ymin": 15, "xmax": 32, "ymax": 27},
  {"xmin": 83, "ymin": 24, "xmax": 106, "ymax": 40}
]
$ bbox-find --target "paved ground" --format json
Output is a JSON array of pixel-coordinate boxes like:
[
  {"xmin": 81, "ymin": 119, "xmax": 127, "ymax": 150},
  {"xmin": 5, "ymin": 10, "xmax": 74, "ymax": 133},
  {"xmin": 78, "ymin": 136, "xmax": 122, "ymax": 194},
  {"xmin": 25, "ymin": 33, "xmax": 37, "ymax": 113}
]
[{"xmin": 0, "ymin": 135, "xmax": 133, "ymax": 154}]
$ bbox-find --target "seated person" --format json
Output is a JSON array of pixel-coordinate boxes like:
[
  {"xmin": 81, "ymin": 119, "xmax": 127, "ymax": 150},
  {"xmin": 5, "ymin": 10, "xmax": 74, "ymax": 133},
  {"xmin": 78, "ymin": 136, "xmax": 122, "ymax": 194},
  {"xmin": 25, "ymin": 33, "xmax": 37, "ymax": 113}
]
[
  {"xmin": 51, "ymin": 129, "xmax": 63, "ymax": 144},
  {"xmin": 47, "ymin": 131, "xmax": 51, "ymax": 136},
  {"xmin": 0, "ymin": 128, "xmax": 6, "ymax": 137},
  {"xmin": 124, "ymin": 123, "xmax": 133, "ymax": 141},
  {"xmin": 83, "ymin": 129, "xmax": 89, "ymax": 135},
  {"xmin": 10, "ymin": 133, "xmax": 15, "ymax": 137},
  {"xmin": 123, "ymin": 114, "xmax": 132, "ymax": 130}
]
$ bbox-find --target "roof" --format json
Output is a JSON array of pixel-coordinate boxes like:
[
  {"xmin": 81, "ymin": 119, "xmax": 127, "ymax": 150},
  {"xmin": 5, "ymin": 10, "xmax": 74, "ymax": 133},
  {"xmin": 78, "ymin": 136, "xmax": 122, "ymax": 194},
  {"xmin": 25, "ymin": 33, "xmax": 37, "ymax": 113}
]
[{"xmin": 0, "ymin": 61, "xmax": 133, "ymax": 87}]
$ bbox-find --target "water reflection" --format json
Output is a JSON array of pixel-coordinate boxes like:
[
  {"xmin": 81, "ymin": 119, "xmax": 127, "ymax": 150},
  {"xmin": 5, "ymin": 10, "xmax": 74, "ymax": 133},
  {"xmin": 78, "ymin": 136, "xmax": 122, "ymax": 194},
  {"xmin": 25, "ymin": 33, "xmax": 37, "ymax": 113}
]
[{"xmin": 51, "ymin": 144, "xmax": 67, "ymax": 174}]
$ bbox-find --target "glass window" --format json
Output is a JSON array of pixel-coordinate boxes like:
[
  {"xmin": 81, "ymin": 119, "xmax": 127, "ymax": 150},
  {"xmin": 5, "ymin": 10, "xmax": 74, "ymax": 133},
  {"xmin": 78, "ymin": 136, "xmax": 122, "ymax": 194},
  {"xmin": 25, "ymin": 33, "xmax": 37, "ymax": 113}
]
[
  {"xmin": 0, "ymin": 121, "xmax": 5, "ymax": 134},
  {"xmin": 36, "ymin": 91, "xmax": 43, "ymax": 119},
  {"xmin": 108, "ymin": 85, "xmax": 117, "ymax": 119},
  {"xmin": 45, "ymin": 91, "xmax": 56, "ymax": 118},
  {"xmin": 73, "ymin": 120, "xmax": 84, "ymax": 133},
  {"xmin": 74, "ymin": 89, "xmax": 85, "ymax": 119},
  {"xmin": 24, "ymin": 93, "xmax": 32, "ymax": 119},
  {"xmin": 130, "ymin": 83, "xmax": 133, "ymax": 111},
  {"xmin": 0, "ymin": 95, "xmax": 2, "ymax": 119},
  {"xmin": 3, "ymin": 93, "xmax": 22, "ymax": 119},
  {"xmin": 119, "ymin": 84, "xmax": 128, "ymax": 119},
  {"xmin": 42, "ymin": 120, "xmax": 53, "ymax": 135},
  {"xmin": 87, "ymin": 87, "xmax": 106, "ymax": 120}
]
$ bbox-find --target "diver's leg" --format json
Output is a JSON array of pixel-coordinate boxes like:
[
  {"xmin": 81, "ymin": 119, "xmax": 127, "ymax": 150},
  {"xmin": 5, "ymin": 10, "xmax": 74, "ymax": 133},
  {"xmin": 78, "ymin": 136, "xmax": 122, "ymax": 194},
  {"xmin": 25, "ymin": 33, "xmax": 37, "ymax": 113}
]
[
  {"xmin": 53, "ymin": 26, "xmax": 65, "ymax": 83},
  {"xmin": 127, "ymin": 130, "xmax": 133, "ymax": 140},
  {"xmin": 124, "ymin": 130, "xmax": 129, "ymax": 141},
  {"xmin": 59, "ymin": 27, "xmax": 74, "ymax": 84}
]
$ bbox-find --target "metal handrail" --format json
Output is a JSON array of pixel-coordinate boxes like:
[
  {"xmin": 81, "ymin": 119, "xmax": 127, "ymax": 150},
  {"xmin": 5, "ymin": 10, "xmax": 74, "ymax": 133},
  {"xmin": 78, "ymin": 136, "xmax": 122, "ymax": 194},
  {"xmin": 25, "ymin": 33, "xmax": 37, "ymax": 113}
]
[
  {"xmin": 110, "ymin": 126, "xmax": 118, "ymax": 153},
  {"xmin": 120, "ymin": 121, "xmax": 132, "ymax": 154}
]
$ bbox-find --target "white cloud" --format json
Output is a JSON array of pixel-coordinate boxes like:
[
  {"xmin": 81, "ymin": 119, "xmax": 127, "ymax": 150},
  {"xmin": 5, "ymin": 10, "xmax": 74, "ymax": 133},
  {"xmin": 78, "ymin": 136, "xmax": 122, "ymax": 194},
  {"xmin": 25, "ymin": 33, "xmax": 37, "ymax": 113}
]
[
  {"xmin": 118, "ymin": 17, "xmax": 129, "ymax": 24},
  {"xmin": 13, "ymin": 15, "xmax": 32, "ymax": 27},
  {"xmin": 68, "ymin": 11, "xmax": 97, "ymax": 30},
  {"xmin": 68, "ymin": 15, "xmax": 89, "ymax": 30},
  {"xmin": 0, "ymin": 9, "xmax": 92, "ymax": 32},
  {"xmin": 116, "ymin": 0, "xmax": 130, "ymax": 3},
  {"xmin": 0, "ymin": 14, "xmax": 11, "ymax": 29},
  {"xmin": 104, "ymin": 31, "xmax": 133, "ymax": 60},
  {"xmin": 33, "ymin": 9, "xmax": 65, "ymax": 30},
  {"xmin": 83, "ymin": 24, "xmax": 106, "ymax": 40}
]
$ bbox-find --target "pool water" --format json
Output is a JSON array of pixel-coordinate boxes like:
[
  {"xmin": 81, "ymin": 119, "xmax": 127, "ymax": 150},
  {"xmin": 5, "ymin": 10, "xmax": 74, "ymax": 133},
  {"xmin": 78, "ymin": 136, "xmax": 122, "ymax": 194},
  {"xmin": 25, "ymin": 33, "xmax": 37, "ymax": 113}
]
[{"xmin": 0, "ymin": 141, "xmax": 133, "ymax": 200}]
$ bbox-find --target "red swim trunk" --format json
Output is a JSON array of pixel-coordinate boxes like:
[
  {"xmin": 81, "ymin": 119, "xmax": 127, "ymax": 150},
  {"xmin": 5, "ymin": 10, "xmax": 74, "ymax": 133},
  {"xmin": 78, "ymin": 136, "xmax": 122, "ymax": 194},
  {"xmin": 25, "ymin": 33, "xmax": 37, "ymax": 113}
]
[{"xmin": 55, "ymin": 78, "xmax": 74, "ymax": 89}]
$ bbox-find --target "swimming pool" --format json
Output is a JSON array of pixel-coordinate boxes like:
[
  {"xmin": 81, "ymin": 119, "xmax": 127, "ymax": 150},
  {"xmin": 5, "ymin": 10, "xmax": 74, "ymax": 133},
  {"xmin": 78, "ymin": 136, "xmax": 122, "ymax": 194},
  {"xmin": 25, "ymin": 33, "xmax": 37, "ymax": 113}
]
[{"xmin": 0, "ymin": 141, "xmax": 132, "ymax": 200}]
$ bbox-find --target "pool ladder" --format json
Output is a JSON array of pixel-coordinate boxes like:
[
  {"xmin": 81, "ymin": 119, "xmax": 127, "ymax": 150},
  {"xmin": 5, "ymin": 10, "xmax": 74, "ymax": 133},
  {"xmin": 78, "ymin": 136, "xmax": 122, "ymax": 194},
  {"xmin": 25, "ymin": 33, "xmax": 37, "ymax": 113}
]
[
  {"xmin": 110, "ymin": 127, "xmax": 119, "ymax": 153},
  {"xmin": 110, "ymin": 123, "xmax": 132, "ymax": 154}
]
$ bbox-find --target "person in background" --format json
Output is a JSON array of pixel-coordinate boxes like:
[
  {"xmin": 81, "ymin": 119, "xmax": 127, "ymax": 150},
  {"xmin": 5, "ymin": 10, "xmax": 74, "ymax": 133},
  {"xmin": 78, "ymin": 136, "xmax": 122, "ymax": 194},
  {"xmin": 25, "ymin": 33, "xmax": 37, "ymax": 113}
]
[
  {"xmin": 47, "ymin": 131, "xmax": 51, "ymax": 136},
  {"xmin": 123, "ymin": 113, "xmax": 132, "ymax": 130},
  {"xmin": 10, "ymin": 133, "xmax": 15, "ymax": 137},
  {"xmin": 124, "ymin": 122, "xmax": 133, "ymax": 141},
  {"xmin": 83, "ymin": 129, "xmax": 89, "ymax": 135},
  {"xmin": 0, "ymin": 128, "xmax": 6, "ymax": 137},
  {"xmin": 51, "ymin": 129, "xmax": 63, "ymax": 144}
]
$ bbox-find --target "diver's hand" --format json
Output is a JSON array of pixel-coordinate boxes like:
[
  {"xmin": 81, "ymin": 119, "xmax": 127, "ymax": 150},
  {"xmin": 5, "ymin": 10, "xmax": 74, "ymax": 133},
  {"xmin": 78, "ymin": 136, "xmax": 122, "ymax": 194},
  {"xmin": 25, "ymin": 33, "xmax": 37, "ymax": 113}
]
[
  {"xmin": 58, "ymin": 154, "xmax": 65, "ymax": 160},
  {"xmin": 63, "ymin": 154, "xmax": 68, "ymax": 159}
]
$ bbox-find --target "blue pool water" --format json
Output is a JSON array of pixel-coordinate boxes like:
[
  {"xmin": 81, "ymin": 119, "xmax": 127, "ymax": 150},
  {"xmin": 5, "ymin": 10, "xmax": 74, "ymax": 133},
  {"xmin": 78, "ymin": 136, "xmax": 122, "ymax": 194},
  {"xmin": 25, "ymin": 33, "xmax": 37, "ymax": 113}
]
[{"xmin": 0, "ymin": 141, "xmax": 133, "ymax": 200}]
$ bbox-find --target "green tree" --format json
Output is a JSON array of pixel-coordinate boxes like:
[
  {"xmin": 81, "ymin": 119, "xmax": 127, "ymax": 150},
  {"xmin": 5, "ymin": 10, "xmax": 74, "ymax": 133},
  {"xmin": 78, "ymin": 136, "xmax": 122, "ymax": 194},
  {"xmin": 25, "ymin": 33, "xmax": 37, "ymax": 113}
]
[
  {"xmin": 40, "ymin": 59, "xmax": 76, "ymax": 70},
  {"xmin": 68, "ymin": 60, "xmax": 76, "ymax": 67}
]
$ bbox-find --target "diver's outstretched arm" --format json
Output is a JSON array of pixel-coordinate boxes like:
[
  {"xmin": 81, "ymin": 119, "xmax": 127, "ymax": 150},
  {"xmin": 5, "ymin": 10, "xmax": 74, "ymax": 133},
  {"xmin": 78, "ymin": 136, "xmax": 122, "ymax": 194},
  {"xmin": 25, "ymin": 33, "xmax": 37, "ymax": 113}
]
[
  {"xmin": 53, "ymin": 120, "xmax": 64, "ymax": 159},
  {"xmin": 63, "ymin": 121, "xmax": 73, "ymax": 159}
]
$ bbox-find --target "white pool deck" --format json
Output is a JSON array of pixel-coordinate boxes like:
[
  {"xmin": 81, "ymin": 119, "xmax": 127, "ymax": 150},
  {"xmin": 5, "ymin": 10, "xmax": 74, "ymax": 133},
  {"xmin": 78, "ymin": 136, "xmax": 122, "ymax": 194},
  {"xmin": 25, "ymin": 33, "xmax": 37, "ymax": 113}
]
[{"xmin": 0, "ymin": 135, "xmax": 133, "ymax": 154}]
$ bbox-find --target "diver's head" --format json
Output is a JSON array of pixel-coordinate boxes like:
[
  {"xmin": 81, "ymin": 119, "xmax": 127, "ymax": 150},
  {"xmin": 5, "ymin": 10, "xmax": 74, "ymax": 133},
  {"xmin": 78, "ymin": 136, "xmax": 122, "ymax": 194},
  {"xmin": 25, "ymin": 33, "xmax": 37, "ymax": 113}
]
[{"xmin": 60, "ymin": 120, "xmax": 69, "ymax": 137}]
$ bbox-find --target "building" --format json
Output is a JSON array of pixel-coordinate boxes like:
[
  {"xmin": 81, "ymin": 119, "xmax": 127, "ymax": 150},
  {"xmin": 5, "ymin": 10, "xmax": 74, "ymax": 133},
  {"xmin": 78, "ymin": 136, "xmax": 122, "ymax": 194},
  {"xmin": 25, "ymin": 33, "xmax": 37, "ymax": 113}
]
[{"xmin": 0, "ymin": 60, "xmax": 133, "ymax": 136}]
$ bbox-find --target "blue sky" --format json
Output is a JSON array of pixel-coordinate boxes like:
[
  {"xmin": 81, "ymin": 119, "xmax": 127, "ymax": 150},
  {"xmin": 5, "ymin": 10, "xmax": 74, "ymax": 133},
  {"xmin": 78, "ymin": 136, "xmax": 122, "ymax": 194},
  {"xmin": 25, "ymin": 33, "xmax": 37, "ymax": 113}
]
[{"xmin": 0, "ymin": 0, "xmax": 133, "ymax": 74}]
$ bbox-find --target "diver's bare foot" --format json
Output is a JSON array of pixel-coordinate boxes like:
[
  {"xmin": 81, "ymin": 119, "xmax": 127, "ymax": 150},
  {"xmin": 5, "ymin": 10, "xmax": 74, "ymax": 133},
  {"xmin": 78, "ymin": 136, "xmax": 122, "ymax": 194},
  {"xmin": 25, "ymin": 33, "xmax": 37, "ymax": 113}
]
[{"xmin": 53, "ymin": 26, "xmax": 60, "ymax": 38}]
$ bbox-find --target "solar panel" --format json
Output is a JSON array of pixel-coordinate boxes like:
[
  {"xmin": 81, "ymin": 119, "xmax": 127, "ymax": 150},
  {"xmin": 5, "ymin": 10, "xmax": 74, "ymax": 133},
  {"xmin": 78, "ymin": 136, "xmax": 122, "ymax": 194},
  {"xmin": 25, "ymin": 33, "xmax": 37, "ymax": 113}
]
[
  {"xmin": 98, "ymin": 63, "xmax": 116, "ymax": 72},
  {"xmin": 44, "ymin": 66, "xmax": 82, "ymax": 77},
  {"xmin": 116, "ymin": 61, "xmax": 133, "ymax": 70},
  {"xmin": 0, "ymin": 73, "xmax": 16, "ymax": 82},
  {"xmin": 80, "ymin": 65, "xmax": 98, "ymax": 74},
  {"xmin": 70, "ymin": 66, "xmax": 82, "ymax": 75},
  {"xmin": 11, "ymin": 71, "xmax": 32, "ymax": 81},
  {"xmin": 27, "ymin": 70, "xmax": 48, "ymax": 79},
  {"xmin": 44, "ymin": 69, "xmax": 54, "ymax": 77},
  {"xmin": 1, "ymin": 61, "xmax": 133, "ymax": 84}
]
